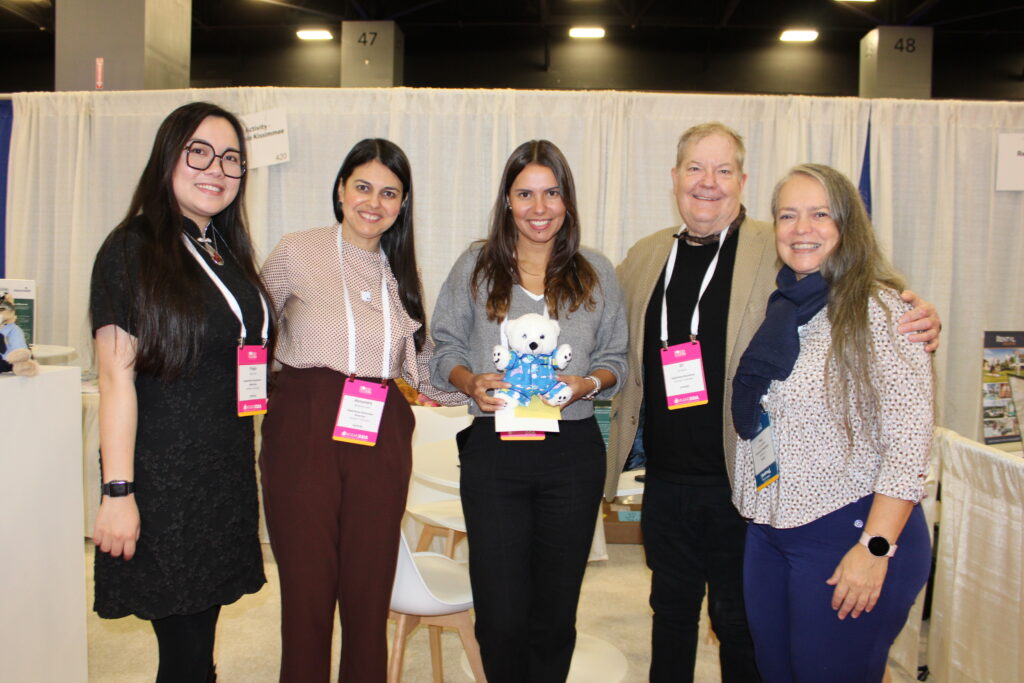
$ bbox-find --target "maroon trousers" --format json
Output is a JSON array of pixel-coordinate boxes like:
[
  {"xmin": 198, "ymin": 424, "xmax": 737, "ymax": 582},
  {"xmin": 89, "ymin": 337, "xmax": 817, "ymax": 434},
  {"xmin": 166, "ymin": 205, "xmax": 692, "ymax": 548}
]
[{"xmin": 260, "ymin": 365, "xmax": 413, "ymax": 683}]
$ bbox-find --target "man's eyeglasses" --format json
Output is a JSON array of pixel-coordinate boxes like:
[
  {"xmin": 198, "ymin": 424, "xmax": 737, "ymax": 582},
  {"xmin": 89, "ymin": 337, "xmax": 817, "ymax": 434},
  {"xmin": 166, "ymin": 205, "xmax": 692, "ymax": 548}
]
[{"xmin": 183, "ymin": 141, "xmax": 246, "ymax": 178}]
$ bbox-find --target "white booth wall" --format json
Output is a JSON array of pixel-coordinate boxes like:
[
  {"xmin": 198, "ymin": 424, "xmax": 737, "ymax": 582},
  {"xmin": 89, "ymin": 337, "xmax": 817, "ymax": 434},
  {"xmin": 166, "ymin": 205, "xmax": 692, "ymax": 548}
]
[{"xmin": 5, "ymin": 88, "xmax": 1024, "ymax": 441}]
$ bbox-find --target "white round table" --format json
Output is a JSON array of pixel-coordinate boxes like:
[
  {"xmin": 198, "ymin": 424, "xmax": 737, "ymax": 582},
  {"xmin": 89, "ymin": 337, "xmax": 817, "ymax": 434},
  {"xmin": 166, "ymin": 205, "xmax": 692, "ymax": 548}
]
[
  {"xmin": 31, "ymin": 344, "xmax": 76, "ymax": 363},
  {"xmin": 413, "ymin": 439, "xmax": 646, "ymax": 499},
  {"xmin": 616, "ymin": 468, "xmax": 645, "ymax": 497},
  {"xmin": 412, "ymin": 439, "xmax": 461, "ymax": 489}
]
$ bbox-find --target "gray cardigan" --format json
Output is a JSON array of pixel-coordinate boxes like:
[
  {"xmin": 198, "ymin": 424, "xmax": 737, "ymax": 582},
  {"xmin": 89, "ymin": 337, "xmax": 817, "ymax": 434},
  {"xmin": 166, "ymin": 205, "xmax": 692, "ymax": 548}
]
[{"xmin": 430, "ymin": 245, "xmax": 628, "ymax": 420}]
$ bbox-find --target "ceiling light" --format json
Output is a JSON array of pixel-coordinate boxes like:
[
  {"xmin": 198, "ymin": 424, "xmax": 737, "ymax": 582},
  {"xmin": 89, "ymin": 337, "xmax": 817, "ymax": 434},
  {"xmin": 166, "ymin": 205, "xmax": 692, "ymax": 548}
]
[
  {"xmin": 569, "ymin": 27, "xmax": 605, "ymax": 39},
  {"xmin": 780, "ymin": 29, "xmax": 819, "ymax": 42},
  {"xmin": 297, "ymin": 29, "xmax": 333, "ymax": 40}
]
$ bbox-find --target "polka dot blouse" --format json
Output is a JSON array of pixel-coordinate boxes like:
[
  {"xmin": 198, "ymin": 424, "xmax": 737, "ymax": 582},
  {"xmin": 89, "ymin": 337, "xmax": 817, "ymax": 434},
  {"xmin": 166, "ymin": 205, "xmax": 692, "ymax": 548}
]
[
  {"xmin": 261, "ymin": 224, "xmax": 465, "ymax": 405},
  {"xmin": 732, "ymin": 288, "xmax": 934, "ymax": 529}
]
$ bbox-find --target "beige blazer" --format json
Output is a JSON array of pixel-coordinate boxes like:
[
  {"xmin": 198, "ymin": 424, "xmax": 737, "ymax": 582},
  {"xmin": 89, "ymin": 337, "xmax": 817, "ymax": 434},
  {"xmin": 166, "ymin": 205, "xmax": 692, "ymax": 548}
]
[{"xmin": 605, "ymin": 216, "xmax": 780, "ymax": 499}]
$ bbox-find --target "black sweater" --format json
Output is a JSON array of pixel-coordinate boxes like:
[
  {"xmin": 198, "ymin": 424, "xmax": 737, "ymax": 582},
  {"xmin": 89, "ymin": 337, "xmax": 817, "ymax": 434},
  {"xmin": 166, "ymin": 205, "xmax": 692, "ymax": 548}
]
[{"xmin": 641, "ymin": 221, "xmax": 741, "ymax": 485}]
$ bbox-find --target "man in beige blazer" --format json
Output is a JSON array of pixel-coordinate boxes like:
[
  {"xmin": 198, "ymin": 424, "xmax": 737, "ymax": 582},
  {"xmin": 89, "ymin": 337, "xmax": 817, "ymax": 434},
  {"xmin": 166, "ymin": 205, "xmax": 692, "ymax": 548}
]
[{"xmin": 607, "ymin": 122, "xmax": 939, "ymax": 682}]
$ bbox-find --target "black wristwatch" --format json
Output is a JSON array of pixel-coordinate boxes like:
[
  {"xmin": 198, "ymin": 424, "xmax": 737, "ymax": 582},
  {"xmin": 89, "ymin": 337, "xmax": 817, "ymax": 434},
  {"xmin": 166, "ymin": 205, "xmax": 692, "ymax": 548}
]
[
  {"xmin": 859, "ymin": 531, "xmax": 897, "ymax": 558},
  {"xmin": 101, "ymin": 480, "xmax": 136, "ymax": 497}
]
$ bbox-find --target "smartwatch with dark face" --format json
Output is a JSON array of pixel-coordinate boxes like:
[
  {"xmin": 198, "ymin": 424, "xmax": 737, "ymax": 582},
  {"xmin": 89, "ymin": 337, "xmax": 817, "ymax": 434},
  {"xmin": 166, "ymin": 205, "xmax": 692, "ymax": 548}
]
[{"xmin": 859, "ymin": 531, "xmax": 897, "ymax": 558}]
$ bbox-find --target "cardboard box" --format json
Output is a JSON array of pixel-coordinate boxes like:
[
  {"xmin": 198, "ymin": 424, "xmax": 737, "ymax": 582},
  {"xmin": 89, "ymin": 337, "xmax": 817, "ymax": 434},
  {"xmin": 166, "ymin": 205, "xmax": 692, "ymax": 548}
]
[{"xmin": 602, "ymin": 499, "xmax": 643, "ymax": 544}]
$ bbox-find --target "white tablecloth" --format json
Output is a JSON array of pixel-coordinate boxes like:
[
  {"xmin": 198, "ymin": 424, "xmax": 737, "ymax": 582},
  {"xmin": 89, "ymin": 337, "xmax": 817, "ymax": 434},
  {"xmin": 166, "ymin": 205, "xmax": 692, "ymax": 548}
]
[{"xmin": 927, "ymin": 428, "xmax": 1024, "ymax": 682}]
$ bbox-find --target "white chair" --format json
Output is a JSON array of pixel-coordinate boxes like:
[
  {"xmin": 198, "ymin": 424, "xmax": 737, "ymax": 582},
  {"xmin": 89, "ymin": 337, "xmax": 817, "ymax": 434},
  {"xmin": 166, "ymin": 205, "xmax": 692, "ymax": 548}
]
[
  {"xmin": 408, "ymin": 405, "xmax": 473, "ymax": 556},
  {"xmin": 407, "ymin": 499, "xmax": 467, "ymax": 558},
  {"xmin": 388, "ymin": 533, "xmax": 487, "ymax": 682}
]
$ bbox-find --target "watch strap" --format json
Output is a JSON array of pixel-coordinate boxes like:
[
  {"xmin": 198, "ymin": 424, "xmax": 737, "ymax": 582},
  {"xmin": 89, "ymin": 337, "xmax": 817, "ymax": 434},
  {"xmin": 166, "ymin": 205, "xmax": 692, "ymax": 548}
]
[
  {"xmin": 101, "ymin": 480, "xmax": 136, "ymax": 497},
  {"xmin": 858, "ymin": 531, "xmax": 897, "ymax": 557}
]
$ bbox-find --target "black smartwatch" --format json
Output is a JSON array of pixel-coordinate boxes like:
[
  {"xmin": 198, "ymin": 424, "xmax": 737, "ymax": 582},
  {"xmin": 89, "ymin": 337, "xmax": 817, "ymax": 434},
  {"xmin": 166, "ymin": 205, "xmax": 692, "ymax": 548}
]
[
  {"xmin": 859, "ymin": 531, "xmax": 897, "ymax": 558},
  {"xmin": 101, "ymin": 480, "xmax": 136, "ymax": 497}
]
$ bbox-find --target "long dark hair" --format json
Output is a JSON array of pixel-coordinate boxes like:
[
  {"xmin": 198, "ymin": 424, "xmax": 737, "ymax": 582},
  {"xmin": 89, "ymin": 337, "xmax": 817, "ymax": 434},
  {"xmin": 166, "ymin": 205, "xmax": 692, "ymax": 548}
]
[
  {"xmin": 331, "ymin": 138, "xmax": 426, "ymax": 351},
  {"xmin": 108, "ymin": 101, "xmax": 271, "ymax": 380},
  {"xmin": 471, "ymin": 139, "xmax": 598, "ymax": 321}
]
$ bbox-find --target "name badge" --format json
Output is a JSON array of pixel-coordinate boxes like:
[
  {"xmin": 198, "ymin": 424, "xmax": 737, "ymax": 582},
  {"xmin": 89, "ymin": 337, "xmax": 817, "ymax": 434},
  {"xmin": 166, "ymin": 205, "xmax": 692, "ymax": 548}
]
[
  {"xmin": 751, "ymin": 410, "xmax": 779, "ymax": 490},
  {"xmin": 237, "ymin": 345, "xmax": 268, "ymax": 416},
  {"xmin": 500, "ymin": 431, "xmax": 546, "ymax": 441},
  {"xmin": 333, "ymin": 378, "xmax": 388, "ymax": 446},
  {"xmin": 660, "ymin": 341, "xmax": 708, "ymax": 409}
]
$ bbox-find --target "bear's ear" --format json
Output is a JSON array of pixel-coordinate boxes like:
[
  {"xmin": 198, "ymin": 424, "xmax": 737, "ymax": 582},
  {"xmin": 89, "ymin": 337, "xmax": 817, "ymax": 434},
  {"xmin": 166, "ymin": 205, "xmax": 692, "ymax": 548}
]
[{"xmin": 548, "ymin": 319, "xmax": 560, "ymax": 336}]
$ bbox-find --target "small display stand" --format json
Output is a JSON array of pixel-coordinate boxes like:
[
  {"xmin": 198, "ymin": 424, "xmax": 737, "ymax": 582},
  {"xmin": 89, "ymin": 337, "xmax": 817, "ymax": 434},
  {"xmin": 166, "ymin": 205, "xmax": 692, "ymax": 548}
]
[
  {"xmin": 0, "ymin": 366, "xmax": 86, "ymax": 682},
  {"xmin": 982, "ymin": 331, "xmax": 1023, "ymax": 449}
]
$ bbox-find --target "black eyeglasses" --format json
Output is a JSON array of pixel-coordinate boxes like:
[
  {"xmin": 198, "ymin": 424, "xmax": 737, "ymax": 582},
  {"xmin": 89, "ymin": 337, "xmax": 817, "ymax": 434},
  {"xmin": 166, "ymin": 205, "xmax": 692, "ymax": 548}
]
[{"xmin": 183, "ymin": 141, "xmax": 246, "ymax": 178}]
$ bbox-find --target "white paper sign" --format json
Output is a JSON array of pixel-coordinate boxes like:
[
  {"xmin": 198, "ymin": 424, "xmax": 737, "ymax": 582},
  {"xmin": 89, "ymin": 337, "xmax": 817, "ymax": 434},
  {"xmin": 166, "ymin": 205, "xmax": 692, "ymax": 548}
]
[
  {"xmin": 996, "ymin": 133, "xmax": 1024, "ymax": 191},
  {"xmin": 494, "ymin": 404, "xmax": 560, "ymax": 434},
  {"xmin": 238, "ymin": 108, "xmax": 290, "ymax": 170}
]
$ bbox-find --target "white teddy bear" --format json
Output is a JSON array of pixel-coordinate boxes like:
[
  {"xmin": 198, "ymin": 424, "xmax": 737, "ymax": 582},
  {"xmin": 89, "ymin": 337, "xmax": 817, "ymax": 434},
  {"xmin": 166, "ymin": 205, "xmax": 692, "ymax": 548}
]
[{"xmin": 492, "ymin": 312, "xmax": 574, "ymax": 407}]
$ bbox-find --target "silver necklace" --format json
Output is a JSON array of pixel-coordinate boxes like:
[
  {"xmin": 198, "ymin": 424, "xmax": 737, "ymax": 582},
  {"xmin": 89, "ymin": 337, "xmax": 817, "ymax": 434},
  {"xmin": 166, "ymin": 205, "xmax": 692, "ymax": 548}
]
[{"xmin": 190, "ymin": 223, "xmax": 225, "ymax": 266}]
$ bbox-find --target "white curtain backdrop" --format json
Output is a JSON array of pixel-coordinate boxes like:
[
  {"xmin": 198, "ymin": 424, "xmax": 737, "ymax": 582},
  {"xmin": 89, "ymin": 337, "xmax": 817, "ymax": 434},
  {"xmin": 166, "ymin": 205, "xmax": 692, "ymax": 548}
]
[
  {"xmin": 5, "ymin": 87, "xmax": 1023, "ymax": 441},
  {"xmin": 869, "ymin": 98, "xmax": 1024, "ymax": 440}
]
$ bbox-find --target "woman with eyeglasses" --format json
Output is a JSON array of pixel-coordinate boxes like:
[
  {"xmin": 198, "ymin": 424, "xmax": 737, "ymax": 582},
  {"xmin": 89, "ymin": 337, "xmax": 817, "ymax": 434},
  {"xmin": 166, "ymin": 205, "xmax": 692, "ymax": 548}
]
[
  {"xmin": 89, "ymin": 101, "xmax": 273, "ymax": 682},
  {"xmin": 258, "ymin": 138, "xmax": 464, "ymax": 682}
]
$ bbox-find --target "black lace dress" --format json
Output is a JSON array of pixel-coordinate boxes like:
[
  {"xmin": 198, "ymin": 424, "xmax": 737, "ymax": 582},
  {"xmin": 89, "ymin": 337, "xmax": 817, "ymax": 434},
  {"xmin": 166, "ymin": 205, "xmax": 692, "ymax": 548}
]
[{"xmin": 89, "ymin": 216, "xmax": 267, "ymax": 620}]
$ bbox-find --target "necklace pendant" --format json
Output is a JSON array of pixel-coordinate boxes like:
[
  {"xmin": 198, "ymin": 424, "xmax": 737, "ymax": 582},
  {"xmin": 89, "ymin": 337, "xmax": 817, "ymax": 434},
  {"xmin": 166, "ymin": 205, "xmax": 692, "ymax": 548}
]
[{"xmin": 211, "ymin": 251, "xmax": 225, "ymax": 266}]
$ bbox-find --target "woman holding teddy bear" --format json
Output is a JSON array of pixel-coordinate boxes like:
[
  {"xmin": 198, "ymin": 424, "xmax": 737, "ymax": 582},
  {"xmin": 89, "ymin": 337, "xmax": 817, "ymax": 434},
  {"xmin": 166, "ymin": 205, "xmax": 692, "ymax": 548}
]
[{"xmin": 430, "ymin": 139, "xmax": 628, "ymax": 683}]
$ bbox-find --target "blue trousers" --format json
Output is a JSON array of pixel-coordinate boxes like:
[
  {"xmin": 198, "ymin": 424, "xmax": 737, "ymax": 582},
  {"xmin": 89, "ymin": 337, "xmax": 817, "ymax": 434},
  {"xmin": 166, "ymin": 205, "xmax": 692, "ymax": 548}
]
[
  {"xmin": 459, "ymin": 417, "xmax": 606, "ymax": 683},
  {"xmin": 743, "ymin": 496, "xmax": 931, "ymax": 683}
]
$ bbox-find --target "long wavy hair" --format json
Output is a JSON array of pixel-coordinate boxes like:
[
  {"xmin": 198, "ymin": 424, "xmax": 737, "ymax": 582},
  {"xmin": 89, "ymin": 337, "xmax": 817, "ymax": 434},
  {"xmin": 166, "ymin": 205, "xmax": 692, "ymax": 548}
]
[
  {"xmin": 470, "ymin": 139, "xmax": 598, "ymax": 321},
  {"xmin": 332, "ymin": 138, "xmax": 427, "ymax": 351},
  {"xmin": 771, "ymin": 163, "xmax": 908, "ymax": 437},
  {"xmin": 105, "ymin": 101, "xmax": 272, "ymax": 380}
]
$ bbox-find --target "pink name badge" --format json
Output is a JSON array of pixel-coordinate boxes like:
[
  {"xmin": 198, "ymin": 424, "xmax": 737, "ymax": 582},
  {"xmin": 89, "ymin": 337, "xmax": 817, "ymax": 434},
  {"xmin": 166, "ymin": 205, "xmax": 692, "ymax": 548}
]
[
  {"xmin": 660, "ymin": 341, "xmax": 709, "ymax": 410},
  {"xmin": 333, "ymin": 378, "xmax": 389, "ymax": 446},
  {"xmin": 500, "ymin": 431, "xmax": 546, "ymax": 441},
  {"xmin": 237, "ymin": 345, "xmax": 268, "ymax": 416}
]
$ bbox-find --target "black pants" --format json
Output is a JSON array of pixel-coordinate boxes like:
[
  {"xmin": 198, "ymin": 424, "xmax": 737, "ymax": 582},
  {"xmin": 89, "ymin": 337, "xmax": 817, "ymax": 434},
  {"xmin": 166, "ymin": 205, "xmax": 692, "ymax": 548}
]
[
  {"xmin": 641, "ymin": 476, "xmax": 761, "ymax": 683},
  {"xmin": 150, "ymin": 605, "xmax": 220, "ymax": 683},
  {"xmin": 459, "ymin": 417, "xmax": 606, "ymax": 683}
]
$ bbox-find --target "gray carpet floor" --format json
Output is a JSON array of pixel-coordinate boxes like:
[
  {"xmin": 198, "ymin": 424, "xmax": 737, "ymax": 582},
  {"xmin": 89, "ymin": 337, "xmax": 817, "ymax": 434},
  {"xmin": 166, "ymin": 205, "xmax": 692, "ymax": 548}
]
[{"xmin": 85, "ymin": 541, "xmax": 920, "ymax": 682}]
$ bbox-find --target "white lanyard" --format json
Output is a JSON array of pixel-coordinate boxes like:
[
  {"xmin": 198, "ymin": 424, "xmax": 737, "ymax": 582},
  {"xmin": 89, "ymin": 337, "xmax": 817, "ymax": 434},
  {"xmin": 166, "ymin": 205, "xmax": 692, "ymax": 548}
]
[
  {"xmin": 181, "ymin": 233, "xmax": 269, "ymax": 346},
  {"xmin": 659, "ymin": 224, "xmax": 730, "ymax": 345},
  {"xmin": 336, "ymin": 226, "xmax": 391, "ymax": 379}
]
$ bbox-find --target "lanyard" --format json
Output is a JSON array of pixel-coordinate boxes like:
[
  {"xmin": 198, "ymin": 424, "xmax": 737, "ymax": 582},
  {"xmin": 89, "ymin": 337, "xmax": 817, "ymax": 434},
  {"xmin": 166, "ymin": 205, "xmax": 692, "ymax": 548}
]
[
  {"xmin": 336, "ymin": 226, "xmax": 391, "ymax": 379},
  {"xmin": 181, "ymin": 233, "xmax": 269, "ymax": 347},
  {"xmin": 659, "ymin": 223, "xmax": 730, "ymax": 346}
]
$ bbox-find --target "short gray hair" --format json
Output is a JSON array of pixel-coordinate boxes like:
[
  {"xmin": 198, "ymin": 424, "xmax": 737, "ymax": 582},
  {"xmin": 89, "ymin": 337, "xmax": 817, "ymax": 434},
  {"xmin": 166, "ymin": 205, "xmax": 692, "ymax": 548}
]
[{"xmin": 675, "ymin": 121, "xmax": 746, "ymax": 172}]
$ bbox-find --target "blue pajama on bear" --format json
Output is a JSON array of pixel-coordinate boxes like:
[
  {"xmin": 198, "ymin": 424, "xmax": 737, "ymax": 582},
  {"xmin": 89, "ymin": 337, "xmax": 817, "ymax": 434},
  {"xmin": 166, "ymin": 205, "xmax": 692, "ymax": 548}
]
[{"xmin": 501, "ymin": 350, "xmax": 569, "ymax": 407}]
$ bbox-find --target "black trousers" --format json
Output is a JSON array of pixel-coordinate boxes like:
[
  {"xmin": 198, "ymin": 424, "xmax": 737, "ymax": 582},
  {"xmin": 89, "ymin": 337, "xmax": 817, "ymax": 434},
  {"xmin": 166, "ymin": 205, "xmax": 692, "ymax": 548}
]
[
  {"xmin": 459, "ymin": 417, "xmax": 606, "ymax": 683},
  {"xmin": 641, "ymin": 475, "xmax": 761, "ymax": 683}
]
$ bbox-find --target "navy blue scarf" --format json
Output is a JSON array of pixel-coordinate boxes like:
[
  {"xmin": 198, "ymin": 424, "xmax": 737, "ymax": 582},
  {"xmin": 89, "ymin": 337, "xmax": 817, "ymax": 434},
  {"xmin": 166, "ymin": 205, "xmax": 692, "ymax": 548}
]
[{"xmin": 731, "ymin": 267, "xmax": 829, "ymax": 440}]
